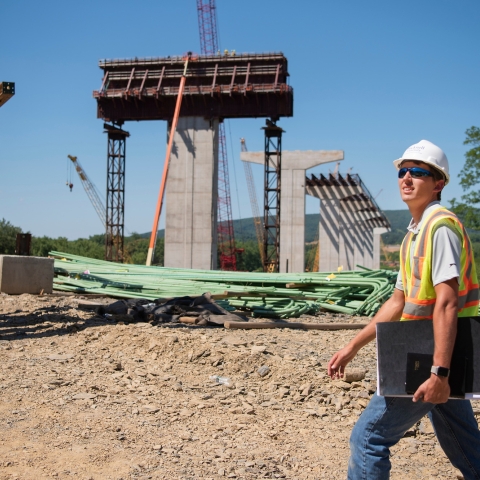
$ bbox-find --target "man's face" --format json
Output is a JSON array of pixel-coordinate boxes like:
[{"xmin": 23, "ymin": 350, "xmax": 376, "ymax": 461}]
[{"xmin": 397, "ymin": 161, "xmax": 444, "ymax": 206}]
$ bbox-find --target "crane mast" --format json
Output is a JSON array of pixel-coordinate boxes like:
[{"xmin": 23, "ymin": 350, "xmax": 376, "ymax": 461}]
[
  {"xmin": 67, "ymin": 155, "xmax": 106, "ymax": 227},
  {"xmin": 196, "ymin": 0, "xmax": 239, "ymax": 271}
]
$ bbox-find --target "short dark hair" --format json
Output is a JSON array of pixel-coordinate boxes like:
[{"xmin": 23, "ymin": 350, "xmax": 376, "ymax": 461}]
[{"xmin": 399, "ymin": 160, "xmax": 444, "ymax": 200}]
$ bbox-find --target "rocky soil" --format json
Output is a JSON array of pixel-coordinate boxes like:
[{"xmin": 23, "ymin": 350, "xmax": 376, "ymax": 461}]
[{"xmin": 0, "ymin": 292, "xmax": 477, "ymax": 480}]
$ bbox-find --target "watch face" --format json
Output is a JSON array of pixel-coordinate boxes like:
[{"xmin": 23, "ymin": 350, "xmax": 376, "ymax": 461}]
[{"xmin": 432, "ymin": 366, "xmax": 450, "ymax": 377}]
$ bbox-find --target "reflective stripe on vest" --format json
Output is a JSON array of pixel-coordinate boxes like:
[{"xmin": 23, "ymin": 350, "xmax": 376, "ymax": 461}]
[{"xmin": 400, "ymin": 207, "xmax": 479, "ymax": 320}]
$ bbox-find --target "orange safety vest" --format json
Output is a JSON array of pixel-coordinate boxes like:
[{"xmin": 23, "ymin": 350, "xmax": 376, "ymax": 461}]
[{"xmin": 400, "ymin": 207, "xmax": 479, "ymax": 320}]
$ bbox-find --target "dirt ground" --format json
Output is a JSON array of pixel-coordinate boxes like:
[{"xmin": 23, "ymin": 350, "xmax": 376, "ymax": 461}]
[{"xmin": 0, "ymin": 292, "xmax": 477, "ymax": 480}]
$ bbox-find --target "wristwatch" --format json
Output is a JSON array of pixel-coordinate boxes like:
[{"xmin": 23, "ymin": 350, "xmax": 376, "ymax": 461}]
[{"xmin": 431, "ymin": 366, "xmax": 450, "ymax": 378}]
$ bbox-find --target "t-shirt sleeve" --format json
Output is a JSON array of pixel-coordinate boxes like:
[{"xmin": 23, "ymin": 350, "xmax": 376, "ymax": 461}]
[
  {"xmin": 395, "ymin": 270, "xmax": 404, "ymax": 291},
  {"xmin": 431, "ymin": 226, "xmax": 461, "ymax": 286}
]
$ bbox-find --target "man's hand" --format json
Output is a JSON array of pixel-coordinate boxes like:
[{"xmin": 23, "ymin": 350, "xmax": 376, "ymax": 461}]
[
  {"xmin": 327, "ymin": 345, "xmax": 357, "ymax": 379},
  {"xmin": 326, "ymin": 290, "xmax": 405, "ymax": 380},
  {"xmin": 412, "ymin": 374, "xmax": 450, "ymax": 404}
]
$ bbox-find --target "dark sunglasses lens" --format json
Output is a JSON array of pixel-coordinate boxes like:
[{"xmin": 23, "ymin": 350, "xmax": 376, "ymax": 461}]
[{"xmin": 398, "ymin": 167, "xmax": 432, "ymax": 179}]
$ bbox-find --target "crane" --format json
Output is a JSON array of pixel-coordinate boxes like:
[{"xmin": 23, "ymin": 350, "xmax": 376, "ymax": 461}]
[
  {"xmin": 240, "ymin": 138, "xmax": 264, "ymax": 264},
  {"xmin": 197, "ymin": 0, "xmax": 240, "ymax": 271},
  {"xmin": 67, "ymin": 155, "xmax": 106, "ymax": 227}
]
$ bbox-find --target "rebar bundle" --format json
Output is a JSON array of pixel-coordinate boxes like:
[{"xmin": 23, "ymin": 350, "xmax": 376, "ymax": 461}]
[{"xmin": 50, "ymin": 252, "xmax": 398, "ymax": 318}]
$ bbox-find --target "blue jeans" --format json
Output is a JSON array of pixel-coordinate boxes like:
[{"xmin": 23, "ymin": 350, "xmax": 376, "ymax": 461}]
[{"xmin": 348, "ymin": 393, "xmax": 480, "ymax": 480}]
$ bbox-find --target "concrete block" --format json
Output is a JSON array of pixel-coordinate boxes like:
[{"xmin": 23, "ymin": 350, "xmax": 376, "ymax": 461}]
[{"xmin": 0, "ymin": 255, "xmax": 54, "ymax": 294}]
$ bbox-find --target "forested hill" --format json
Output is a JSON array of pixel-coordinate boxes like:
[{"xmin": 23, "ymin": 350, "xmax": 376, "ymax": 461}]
[
  {"xmin": 141, "ymin": 209, "xmax": 412, "ymax": 245},
  {"xmin": 230, "ymin": 210, "xmax": 411, "ymax": 245},
  {"xmin": 233, "ymin": 210, "xmax": 412, "ymax": 245}
]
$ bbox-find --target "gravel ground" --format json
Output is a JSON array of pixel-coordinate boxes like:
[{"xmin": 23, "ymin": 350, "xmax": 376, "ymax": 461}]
[{"xmin": 0, "ymin": 292, "xmax": 477, "ymax": 480}]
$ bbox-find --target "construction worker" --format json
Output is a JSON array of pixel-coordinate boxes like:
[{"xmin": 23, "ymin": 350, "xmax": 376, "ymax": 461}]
[{"xmin": 328, "ymin": 140, "xmax": 480, "ymax": 479}]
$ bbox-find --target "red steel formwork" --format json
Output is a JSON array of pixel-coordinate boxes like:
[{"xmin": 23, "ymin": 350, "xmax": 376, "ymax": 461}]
[{"xmin": 93, "ymin": 53, "xmax": 293, "ymax": 121}]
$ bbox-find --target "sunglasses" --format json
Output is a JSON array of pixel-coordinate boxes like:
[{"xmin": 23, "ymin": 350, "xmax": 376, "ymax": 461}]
[{"xmin": 398, "ymin": 167, "xmax": 434, "ymax": 179}]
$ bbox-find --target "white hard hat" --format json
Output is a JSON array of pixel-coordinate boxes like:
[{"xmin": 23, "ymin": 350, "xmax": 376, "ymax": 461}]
[{"xmin": 393, "ymin": 139, "xmax": 450, "ymax": 185}]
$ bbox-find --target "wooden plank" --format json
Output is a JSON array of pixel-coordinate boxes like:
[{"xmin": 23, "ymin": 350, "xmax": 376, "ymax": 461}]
[
  {"xmin": 224, "ymin": 321, "xmax": 366, "ymax": 330},
  {"xmin": 285, "ymin": 283, "xmax": 315, "ymax": 288}
]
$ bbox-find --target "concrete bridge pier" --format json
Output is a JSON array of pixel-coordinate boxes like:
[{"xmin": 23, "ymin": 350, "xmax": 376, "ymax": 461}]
[
  {"xmin": 164, "ymin": 116, "xmax": 219, "ymax": 270},
  {"xmin": 241, "ymin": 150, "xmax": 344, "ymax": 273}
]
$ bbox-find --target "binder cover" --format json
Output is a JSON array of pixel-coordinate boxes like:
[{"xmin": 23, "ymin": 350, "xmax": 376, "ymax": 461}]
[
  {"xmin": 376, "ymin": 317, "xmax": 480, "ymax": 398},
  {"xmin": 405, "ymin": 352, "xmax": 467, "ymax": 398}
]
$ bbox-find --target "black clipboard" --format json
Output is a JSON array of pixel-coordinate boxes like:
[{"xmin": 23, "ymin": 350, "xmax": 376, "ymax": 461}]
[{"xmin": 376, "ymin": 317, "xmax": 480, "ymax": 399}]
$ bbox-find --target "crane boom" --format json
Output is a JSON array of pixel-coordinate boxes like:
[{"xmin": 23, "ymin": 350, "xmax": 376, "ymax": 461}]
[
  {"xmin": 240, "ymin": 139, "xmax": 264, "ymax": 264},
  {"xmin": 67, "ymin": 155, "xmax": 106, "ymax": 227}
]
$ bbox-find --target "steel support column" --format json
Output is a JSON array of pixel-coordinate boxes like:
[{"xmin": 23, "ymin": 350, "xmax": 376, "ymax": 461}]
[
  {"xmin": 104, "ymin": 123, "xmax": 129, "ymax": 262},
  {"xmin": 262, "ymin": 120, "xmax": 284, "ymax": 272}
]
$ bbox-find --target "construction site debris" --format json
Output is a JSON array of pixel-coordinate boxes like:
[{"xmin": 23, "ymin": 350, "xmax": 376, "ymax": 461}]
[
  {"xmin": 95, "ymin": 293, "xmax": 248, "ymax": 326},
  {"xmin": 50, "ymin": 252, "xmax": 398, "ymax": 318},
  {"xmin": 210, "ymin": 375, "xmax": 234, "ymax": 388}
]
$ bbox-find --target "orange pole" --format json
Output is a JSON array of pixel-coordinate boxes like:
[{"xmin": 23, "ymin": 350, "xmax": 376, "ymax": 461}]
[{"xmin": 146, "ymin": 57, "xmax": 190, "ymax": 266}]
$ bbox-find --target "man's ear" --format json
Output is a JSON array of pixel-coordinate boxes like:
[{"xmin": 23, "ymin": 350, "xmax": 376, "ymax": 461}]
[{"xmin": 433, "ymin": 180, "xmax": 445, "ymax": 192}]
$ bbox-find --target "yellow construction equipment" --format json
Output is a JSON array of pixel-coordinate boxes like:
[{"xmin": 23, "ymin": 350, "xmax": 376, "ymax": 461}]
[{"xmin": 305, "ymin": 228, "xmax": 320, "ymax": 272}]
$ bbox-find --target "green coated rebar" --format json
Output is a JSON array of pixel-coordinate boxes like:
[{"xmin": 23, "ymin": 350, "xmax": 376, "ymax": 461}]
[{"xmin": 49, "ymin": 251, "xmax": 397, "ymax": 318}]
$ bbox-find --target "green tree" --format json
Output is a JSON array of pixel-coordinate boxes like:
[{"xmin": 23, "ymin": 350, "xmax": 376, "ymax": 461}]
[
  {"xmin": 0, "ymin": 218, "xmax": 23, "ymax": 254},
  {"xmin": 450, "ymin": 127, "xmax": 480, "ymax": 229},
  {"xmin": 235, "ymin": 240, "xmax": 262, "ymax": 271},
  {"xmin": 124, "ymin": 234, "xmax": 163, "ymax": 265},
  {"xmin": 31, "ymin": 236, "xmax": 69, "ymax": 257}
]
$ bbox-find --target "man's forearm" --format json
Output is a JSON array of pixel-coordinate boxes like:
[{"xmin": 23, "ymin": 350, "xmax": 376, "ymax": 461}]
[{"xmin": 432, "ymin": 279, "xmax": 459, "ymax": 368}]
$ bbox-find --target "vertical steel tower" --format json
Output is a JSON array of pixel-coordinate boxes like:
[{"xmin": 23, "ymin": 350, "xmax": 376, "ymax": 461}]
[
  {"xmin": 104, "ymin": 123, "xmax": 129, "ymax": 262},
  {"xmin": 263, "ymin": 120, "xmax": 283, "ymax": 272}
]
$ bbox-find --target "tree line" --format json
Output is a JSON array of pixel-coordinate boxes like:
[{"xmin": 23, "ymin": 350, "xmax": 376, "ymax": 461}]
[{"xmin": 0, "ymin": 220, "xmax": 264, "ymax": 271}]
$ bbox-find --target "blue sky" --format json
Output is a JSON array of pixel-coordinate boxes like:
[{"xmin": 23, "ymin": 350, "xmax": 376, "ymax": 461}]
[{"xmin": 1, "ymin": 0, "xmax": 479, "ymax": 239}]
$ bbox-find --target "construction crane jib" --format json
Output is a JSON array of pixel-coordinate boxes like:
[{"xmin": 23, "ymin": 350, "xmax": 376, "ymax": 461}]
[
  {"xmin": 67, "ymin": 155, "xmax": 106, "ymax": 227},
  {"xmin": 240, "ymin": 138, "xmax": 265, "ymax": 264}
]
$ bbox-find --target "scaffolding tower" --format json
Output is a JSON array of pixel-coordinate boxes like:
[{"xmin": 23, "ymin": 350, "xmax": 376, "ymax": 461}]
[
  {"xmin": 263, "ymin": 120, "xmax": 284, "ymax": 272},
  {"xmin": 105, "ymin": 123, "xmax": 129, "ymax": 262}
]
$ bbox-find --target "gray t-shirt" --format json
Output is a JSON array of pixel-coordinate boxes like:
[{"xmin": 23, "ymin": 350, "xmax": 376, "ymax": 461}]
[{"xmin": 395, "ymin": 202, "xmax": 461, "ymax": 291}]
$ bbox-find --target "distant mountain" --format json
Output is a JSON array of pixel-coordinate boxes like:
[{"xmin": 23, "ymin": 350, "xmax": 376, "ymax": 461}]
[{"xmin": 140, "ymin": 210, "xmax": 412, "ymax": 245}]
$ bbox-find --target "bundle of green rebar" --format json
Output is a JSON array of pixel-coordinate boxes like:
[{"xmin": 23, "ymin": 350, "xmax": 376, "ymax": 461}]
[{"xmin": 50, "ymin": 251, "xmax": 398, "ymax": 318}]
